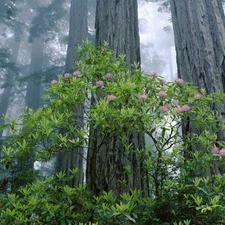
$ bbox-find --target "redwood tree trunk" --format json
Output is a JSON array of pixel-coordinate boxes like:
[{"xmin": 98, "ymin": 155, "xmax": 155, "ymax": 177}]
[
  {"xmin": 87, "ymin": 0, "xmax": 149, "ymax": 197},
  {"xmin": 170, "ymin": 0, "xmax": 225, "ymax": 94},
  {"xmin": 55, "ymin": 0, "xmax": 88, "ymax": 186},
  {"xmin": 95, "ymin": 0, "xmax": 141, "ymax": 65},
  {"xmin": 170, "ymin": 0, "xmax": 225, "ymax": 172}
]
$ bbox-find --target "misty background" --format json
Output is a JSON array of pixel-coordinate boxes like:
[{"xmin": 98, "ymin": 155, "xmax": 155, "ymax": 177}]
[{"xmin": 0, "ymin": 1, "xmax": 175, "ymax": 120}]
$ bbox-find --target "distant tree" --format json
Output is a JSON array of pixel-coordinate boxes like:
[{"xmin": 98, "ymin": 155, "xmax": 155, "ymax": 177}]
[
  {"xmin": 0, "ymin": 0, "xmax": 24, "ymax": 143},
  {"xmin": 55, "ymin": 0, "xmax": 88, "ymax": 187},
  {"xmin": 140, "ymin": 43, "xmax": 166, "ymax": 75},
  {"xmin": 15, "ymin": 0, "xmax": 69, "ymax": 187},
  {"xmin": 0, "ymin": 42, "xmax": 20, "ymax": 142},
  {"xmin": 87, "ymin": 0, "xmax": 149, "ymax": 197}
]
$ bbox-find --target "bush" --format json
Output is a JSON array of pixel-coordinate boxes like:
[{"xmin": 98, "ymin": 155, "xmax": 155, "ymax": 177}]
[{"xmin": 1, "ymin": 41, "xmax": 225, "ymax": 224}]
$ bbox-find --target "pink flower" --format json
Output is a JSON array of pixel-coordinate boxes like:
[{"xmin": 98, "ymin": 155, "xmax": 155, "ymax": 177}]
[
  {"xmin": 174, "ymin": 105, "xmax": 191, "ymax": 113},
  {"xmin": 51, "ymin": 80, "xmax": 57, "ymax": 84},
  {"xmin": 64, "ymin": 73, "xmax": 70, "ymax": 78},
  {"xmin": 160, "ymin": 79, "xmax": 167, "ymax": 85},
  {"xmin": 158, "ymin": 91, "xmax": 167, "ymax": 97},
  {"xmin": 138, "ymin": 93, "xmax": 147, "ymax": 101},
  {"xmin": 106, "ymin": 73, "xmax": 113, "ymax": 79},
  {"xmin": 176, "ymin": 78, "xmax": 184, "ymax": 84},
  {"xmin": 174, "ymin": 107, "xmax": 183, "ymax": 113},
  {"xmin": 96, "ymin": 80, "xmax": 104, "ymax": 87},
  {"xmin": 164, "ymin": 103, "xmax": 171, "ymax": 109},
  {"xmin": 220, "ymin": 149, "xmax": 225, "ymax": 157},
  {"xmin": 194, "ymin": 94, "xmax": 202, "ymax": 99},
  {"xmin": 172, "ymin": 99, "xmax": 179, "ymax": 105},
  {"xmin": 211, "ymin": 147, "xmax": 220, "ymax": 154},
  {"xmin": 107, "ymin": 94, "xmax": 116, "ymax": 101},
  {"xmin": 73, "ymin": 70, "xmax": 81, "ymax": 77},
  {"xmin": 150, "ymin": 72, "xmax": 158, "ymax": 78},
  {"xmin": 159, "ymin": 106, "xmax": 168, "ymax": 113},
  {"xmin": 181, "ymin": 105, "xmax": 191, "ymax": 112}
]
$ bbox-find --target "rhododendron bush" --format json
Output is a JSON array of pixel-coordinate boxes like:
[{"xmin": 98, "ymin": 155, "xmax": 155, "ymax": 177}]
[{"xmin": 1, "ymin": 41, "xmax": 225, "ymax": 224}]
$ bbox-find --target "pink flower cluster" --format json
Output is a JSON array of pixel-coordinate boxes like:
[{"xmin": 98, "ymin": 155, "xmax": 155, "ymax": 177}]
[
  {"xmin": 51, "ymin": 80, "xmax": 57, "ymax": 84},
  {"xmin": 160, "ymin": 79, "xmax": 167, "ymax": 85},
  {"xmin": 158, "ymin": 91, "xmax": 167, "ymax": 97},
  {"xmin": 73, "ymin": 70, "xmax": 81, "ymax": 77},
  {"xmin": 211, "ymin": 147, "xmax": 225, "ymax": 157},
  {"xmin": 174, "ymin": 104, "xmax": 191, "ymax": 113},
  {"xmin": 107, "ymin": 94, "xmax": 116, "ymax": 101},
  {"xmin": 194, "ymin": 93, "xmax": 202, "ymax": 99},
  {"xmin": 138, "ymin": 92, "xmax": 147, "ymax": 101},
  {"xmin": 172, "ymin": 99, "xmax": 179, "ymax": 105},
  {"xmin": 50, "ymin": 70, "xmax": 82, "ymax": 85},
  {"xmin": 64, "ymin": 73, "xmax": 71, "ymax": 79},
  {"xmin": 150, "ymin": 72, "xmax": 158, "ymax": 78},
  {"xmin": 96, "ymin": 80, "xmax": 104, "ymax": 87},
  {"xmin": 159, "ymin": 106, "xmax": 168, "ymax": 113},
  {"xmin": 158, "ymin": 103, "xmax": 171, "ymax": 113},
  {"xmin": 106, "ymin": 73, "xmax": 113, "ymax": 79},
  {"xmin": 176, "ymin": 78, "xmax": 184, "ymax": 84},
  {"xmin": 64, "ymin": 71, "xmax": 82, "ymax": 79}
]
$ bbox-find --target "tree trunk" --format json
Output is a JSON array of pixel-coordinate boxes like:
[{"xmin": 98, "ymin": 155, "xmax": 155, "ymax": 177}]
[
  {"xmin": 55, "ymin": 0, "xmax": 88, "ymax": 186},
  {"xmin": 170, "ymin": 0, "xmax": 225, "ymax": 173},
  {"xmin": 65, "ymin": 0, "xmax": 88, "ymax": 72},
  {"xmin": 95, "ymin": 0, "xmax": 141, "ymax": 65},
  {"xmin": 25, "ymin": 37, "xmax": 44, "ymax": 110},
  {"xmin": 15, "ymin": 37, "xmax": 44, "ymax": 188},
  {"xmin": 170, "ymin": 0, "xmax": 225, "ymax": 93},
  {"xmin": 0, "ymin": 39, "xmax": 21, "ymax": 141},
  {"xmin": 87, "ymin": 0, "xmax": 149, "ymax": 197}
]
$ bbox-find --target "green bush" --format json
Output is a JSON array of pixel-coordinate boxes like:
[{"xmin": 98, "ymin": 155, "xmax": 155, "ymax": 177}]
[{"xmin": 1, "ymin": 41, "xmax": 225, "ymax": 224}]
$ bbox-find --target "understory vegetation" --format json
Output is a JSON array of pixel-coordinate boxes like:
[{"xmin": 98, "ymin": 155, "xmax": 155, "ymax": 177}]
[{"xmin": 1, "ymin": 42, "xmax": 225, "ymax": 225}]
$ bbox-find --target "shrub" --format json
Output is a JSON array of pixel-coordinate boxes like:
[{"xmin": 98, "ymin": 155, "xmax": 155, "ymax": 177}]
[{"xmin": 1, "ymin": 41, "xmax": 225, "ymax": 224}]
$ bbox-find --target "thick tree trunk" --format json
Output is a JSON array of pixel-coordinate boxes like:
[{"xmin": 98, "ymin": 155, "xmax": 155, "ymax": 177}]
[
  {"xmin": 171, "ymin": 0, "xmax": 225, "ymax": 136},
  {"xmin": 170, "ymin": 0, "xmax": 225, "ymax": 93},
  {"xmin": 87, "ymin": 0, "xmax": 149, "ymax": 197},
  {"xmin": 170, "ymin": 0, "xmax": 225, "ymax": 173},
  {"xmin": 55, "ymin": 0, "xmax": 88, "ymax": 186},
  {"xmin": 95, "ymin": 0, "xmax": 141, "ymax": 65}
]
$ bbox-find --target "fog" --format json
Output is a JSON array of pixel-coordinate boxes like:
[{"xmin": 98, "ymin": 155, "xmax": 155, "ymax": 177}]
[
  {"xmin": 0, "ymin": 0, "xmax": 176, "ymax": 120},
  {"xmin": 138, "ymin": 1, "xmax": 177, "ymax": 81}
]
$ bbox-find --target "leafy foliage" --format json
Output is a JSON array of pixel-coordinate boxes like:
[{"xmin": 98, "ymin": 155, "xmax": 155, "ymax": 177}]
[{"xmin": 1, "ymin": 42, "xmax": 225, "ymax": 224}]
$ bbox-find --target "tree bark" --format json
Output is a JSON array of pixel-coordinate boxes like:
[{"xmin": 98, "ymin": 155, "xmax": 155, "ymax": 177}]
[
  {"xmin": 95, "ymin": 0, "xmax": 141, "ymax": 65},
  {"xmin": 170, "ymin": 0, "xmax": 225, "ymax": 94},
  {"xmin": 170, "ymin": 0, "xmax": 225, "ymax": 172},
  {"xmin": 55, "ymin": 0, "xmax": 88, "ymax": 186},
  {"xmin": 87, "ymin": 0, "xmax": 149, "ymax": 197}
]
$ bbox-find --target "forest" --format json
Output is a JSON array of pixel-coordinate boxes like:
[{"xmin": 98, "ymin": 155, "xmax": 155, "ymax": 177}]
[{"xmin": 1, "ymin": 0, "xmax": 225, "ymax": 224}]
